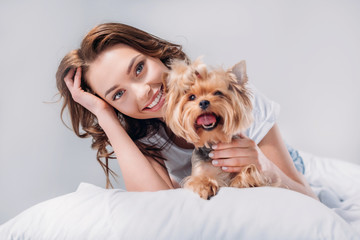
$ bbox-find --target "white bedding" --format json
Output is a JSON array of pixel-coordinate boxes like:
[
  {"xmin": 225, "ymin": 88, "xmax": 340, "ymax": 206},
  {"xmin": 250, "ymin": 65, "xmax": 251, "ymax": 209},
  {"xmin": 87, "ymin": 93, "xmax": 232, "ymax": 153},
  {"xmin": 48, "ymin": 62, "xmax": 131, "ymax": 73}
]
[
  {"xmin": 0, "ymin": 152, "xmax": 359, "ymax": 240},
  {"xmin": 300, "ymin": 151, "xmax": 360, "ymax": 235}
]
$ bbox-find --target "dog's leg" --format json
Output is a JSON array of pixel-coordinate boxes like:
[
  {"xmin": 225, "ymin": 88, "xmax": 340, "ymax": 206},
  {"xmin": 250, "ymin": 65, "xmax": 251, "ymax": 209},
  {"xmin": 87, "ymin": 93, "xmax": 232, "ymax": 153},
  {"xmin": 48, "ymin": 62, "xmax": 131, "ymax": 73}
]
[
  {"xmin": 183, "ymin": 175, "xmax": 219, "ymax": 200},
  {"xmin": 182, "ymin": 148, "xmax": 227, "ymax": 199},
  {"xmin": 230, "ymin": 164, "xmax": 269, "ymax": 188}
]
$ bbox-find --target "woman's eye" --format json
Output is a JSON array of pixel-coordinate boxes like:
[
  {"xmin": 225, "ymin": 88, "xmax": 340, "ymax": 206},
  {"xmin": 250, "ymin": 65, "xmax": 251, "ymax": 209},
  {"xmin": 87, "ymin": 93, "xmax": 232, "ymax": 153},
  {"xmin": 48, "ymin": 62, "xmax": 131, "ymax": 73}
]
[
  {"xmin": 189, "ymin": 94, "xmax": 196, "ymax": 101},
  {"xmin": 135, "ymin": 61, "xmax": 144, "ymax": 76},
  {"xmin": 113, "ymin": 90, "xmax": 125, "ymax": 101}
]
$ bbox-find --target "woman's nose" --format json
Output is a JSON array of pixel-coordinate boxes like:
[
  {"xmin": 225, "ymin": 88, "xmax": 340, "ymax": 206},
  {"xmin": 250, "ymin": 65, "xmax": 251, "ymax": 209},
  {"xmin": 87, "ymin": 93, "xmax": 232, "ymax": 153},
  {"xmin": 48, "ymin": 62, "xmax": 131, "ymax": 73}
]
[{"xmin": 135, "ymin": 83, "xmax": 151, "ymax": 102}]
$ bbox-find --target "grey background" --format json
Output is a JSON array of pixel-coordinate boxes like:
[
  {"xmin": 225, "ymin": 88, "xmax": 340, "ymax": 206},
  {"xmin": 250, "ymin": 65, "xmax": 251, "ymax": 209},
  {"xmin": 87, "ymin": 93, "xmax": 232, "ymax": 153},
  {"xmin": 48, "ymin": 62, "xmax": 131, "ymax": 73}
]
[{"xmin": 1, "ymin": 0, "xmax": 359, "ymax": 224}]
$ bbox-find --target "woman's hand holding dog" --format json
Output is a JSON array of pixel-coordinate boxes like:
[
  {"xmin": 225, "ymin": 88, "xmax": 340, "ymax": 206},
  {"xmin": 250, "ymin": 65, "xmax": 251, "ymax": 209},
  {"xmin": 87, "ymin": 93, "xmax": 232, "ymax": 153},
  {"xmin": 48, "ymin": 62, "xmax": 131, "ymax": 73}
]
[
  {"xmin": 210, "ymin": 133, "xmax": 276, "ymax": 177},
  {"xmin": 64, "ymin": 67, "xmax": 115, "ymax": 118}
]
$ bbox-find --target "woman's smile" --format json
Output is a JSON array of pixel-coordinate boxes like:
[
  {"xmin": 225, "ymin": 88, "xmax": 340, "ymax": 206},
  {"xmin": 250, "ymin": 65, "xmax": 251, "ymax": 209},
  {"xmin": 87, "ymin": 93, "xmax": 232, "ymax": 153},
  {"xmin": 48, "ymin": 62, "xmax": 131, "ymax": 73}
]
[
  {"xmin": 143, "ymin": 84, "xmax": 165, "ymax": 112},
  {"xmin": 86, "ymin": 44, "xmax": 169, "ymax": 119}
]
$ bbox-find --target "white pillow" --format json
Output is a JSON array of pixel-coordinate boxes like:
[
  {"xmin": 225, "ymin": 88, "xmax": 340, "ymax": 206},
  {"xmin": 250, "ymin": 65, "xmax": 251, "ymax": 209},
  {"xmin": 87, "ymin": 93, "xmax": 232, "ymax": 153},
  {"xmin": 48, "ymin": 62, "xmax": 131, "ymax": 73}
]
[{"xmin": 0, "ymin": 183, "xmax": 358, "ymax": 240}]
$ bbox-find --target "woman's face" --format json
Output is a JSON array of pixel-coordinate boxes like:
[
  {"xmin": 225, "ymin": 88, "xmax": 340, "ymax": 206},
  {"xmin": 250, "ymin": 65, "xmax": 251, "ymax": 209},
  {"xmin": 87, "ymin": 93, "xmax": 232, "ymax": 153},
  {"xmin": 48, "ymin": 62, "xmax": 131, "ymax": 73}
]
[{"xmin": 86, "ymin": 44, "xmax": 168, "ymax": 119}]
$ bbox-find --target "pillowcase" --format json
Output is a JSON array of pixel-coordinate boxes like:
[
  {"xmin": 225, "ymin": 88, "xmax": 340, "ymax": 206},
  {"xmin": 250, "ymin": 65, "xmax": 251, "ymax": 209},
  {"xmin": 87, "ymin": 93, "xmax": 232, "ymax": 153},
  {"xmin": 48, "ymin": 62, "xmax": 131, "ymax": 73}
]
[{"xmin": 0, "ymin": 183, "xmax": 358, "ymax": 240}]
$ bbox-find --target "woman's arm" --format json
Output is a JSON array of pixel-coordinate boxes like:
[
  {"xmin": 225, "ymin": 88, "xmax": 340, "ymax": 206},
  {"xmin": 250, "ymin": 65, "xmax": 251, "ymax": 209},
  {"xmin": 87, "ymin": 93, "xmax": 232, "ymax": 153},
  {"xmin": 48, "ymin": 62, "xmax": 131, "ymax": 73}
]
[
  {"xmin": 257, "ymin": 124, "xmax": 318, "ymax": 199},
  {"xmin": 210, "ymin": 124, "xmax": 318, "ymax": 199},
  {"xmin": 64, "ymin": 67, "xmax": 174, "ymax": 191},
  {"xmin": 97, "ymin": 112, "xmax": 174, "ymax": 191}
]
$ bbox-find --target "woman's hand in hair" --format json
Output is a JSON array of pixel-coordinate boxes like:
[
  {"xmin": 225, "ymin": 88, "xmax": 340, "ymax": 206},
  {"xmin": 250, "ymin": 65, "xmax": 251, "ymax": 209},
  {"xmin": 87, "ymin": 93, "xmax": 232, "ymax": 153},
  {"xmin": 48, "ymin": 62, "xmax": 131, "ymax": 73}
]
[{"xmin": 64, "ymin": 67, "xmax": 115, "ymax": 117}]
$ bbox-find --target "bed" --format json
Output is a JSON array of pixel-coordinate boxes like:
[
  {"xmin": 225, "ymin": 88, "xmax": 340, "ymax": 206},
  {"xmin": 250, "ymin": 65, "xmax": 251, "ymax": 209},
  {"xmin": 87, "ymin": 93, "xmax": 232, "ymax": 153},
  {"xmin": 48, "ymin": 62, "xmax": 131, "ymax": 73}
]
[{"xmin": 1, "ymin": 151, "xmax": 359, "ymax": 239}]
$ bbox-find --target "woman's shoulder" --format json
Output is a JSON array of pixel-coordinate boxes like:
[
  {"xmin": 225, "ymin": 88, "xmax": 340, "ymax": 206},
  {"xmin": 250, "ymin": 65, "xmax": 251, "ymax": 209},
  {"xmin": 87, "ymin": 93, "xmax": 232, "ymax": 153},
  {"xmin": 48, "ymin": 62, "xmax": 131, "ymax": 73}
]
[
  {"xmin": 245, "ymin": 83, "xmax": 281, "ymax": 144},
  {"xmin": 247, "ymin": 83, "xmax": 280, "ymax": 119}
]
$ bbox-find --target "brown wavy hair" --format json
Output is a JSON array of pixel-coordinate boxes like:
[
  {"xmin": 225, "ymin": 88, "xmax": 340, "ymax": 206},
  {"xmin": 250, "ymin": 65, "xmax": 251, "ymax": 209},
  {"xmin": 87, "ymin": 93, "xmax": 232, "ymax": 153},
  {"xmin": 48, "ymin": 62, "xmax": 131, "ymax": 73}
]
[{"xmin": 56, "ymin": 23, "xmax": 189, "ymax": 188}]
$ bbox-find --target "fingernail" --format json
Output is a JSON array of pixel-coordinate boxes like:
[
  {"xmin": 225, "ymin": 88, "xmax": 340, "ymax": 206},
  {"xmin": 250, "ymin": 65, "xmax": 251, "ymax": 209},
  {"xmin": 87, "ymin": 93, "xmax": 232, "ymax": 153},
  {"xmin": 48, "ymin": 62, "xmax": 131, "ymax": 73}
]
[
  {"xmin": 208, "ymin": 152, "xmax": 214, "ymax": 158},
  {"xmin": 222, "ymin": 167, "xmax": 228, "ymax": 170},
  {"xmin": 212, "ymin": 144, "xmax": 217, "ymax": 149},
  {"xmin": 212, "ymin": 160, "xmax": 218, "ymax": 165}
]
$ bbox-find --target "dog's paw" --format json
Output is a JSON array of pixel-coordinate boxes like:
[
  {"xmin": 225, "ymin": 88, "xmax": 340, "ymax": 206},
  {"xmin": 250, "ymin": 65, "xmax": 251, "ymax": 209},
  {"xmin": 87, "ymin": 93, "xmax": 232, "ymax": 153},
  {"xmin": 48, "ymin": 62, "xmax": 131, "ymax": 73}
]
[{"xmin": 183, "ymin": 175, "xmax": 219, "ymax": 200}]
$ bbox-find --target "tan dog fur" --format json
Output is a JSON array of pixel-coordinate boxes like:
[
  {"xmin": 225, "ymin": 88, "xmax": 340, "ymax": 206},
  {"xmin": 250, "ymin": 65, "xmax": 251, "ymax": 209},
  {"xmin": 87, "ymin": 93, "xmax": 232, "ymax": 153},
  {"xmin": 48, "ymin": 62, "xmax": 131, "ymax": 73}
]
[{"xmin": 163, "ymin": 58, "xmax": 274, "ymax": 199}]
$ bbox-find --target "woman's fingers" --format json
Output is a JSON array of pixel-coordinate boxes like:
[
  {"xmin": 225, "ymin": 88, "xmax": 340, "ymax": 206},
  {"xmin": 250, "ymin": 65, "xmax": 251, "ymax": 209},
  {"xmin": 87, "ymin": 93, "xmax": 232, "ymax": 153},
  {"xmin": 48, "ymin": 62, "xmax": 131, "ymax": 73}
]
[
  {"xmin": 218, "ymin": 166, "xmax": 243, "ymax": 173},
  {"xmin": 64, "ymin": 67, "xmax": 82, "ymax": 91},
  {"xmin": 210, "ymin": 145, "xmax": 258, "ymax": 159},
  {"xmin": 212, "ymin": 157, "xmax": 254, "ymax": 167},
  {"xmin": 212, "ymin": 157, "xmax": 260, "ymax": 172},
  {"xmin": 62, "ymin": 66, "xmax": 114, "ymax": 116},
  {"xmin": 238, "ymin": 132, "xmax": 247, "ymax": 139},
  {"xmin": 212, "ymin": 158, "xmax": 250, "ymax": 172},
  {"xmin": 73, "ymin": 67, "xmax": 82, "ymax": 89},
  {"xmin": 209, "ymin": 134, "xmax": 261, "ymax": 172},
  {"xmin": 212, "ymin": 136, "xmax": 255, "ymax": 150},
  {"xmin": 64, "ymin": 67, "xmax": 86, "ymax": 103},
  {"xmin": 64, "ymin": 68, "xmax": 75, "ymax": 89}
]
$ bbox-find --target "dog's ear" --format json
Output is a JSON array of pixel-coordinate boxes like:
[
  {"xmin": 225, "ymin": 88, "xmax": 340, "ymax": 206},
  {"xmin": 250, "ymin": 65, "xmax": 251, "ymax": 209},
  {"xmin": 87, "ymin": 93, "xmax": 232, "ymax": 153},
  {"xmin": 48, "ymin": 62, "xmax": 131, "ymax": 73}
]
[
  {"xmin": 162, "ymin": 71, "xmax": 169, "ymax": 93},
  {"xmin": 166, "ymin": 60, "xmax": 193, "ymax": 93},
  {"xmin": 192, "ymin": 57, "xmax": 208, "ymax": 80},
  {"xmin": 229, "ymin": 60, "xmax": 248, "ymax": 85}
]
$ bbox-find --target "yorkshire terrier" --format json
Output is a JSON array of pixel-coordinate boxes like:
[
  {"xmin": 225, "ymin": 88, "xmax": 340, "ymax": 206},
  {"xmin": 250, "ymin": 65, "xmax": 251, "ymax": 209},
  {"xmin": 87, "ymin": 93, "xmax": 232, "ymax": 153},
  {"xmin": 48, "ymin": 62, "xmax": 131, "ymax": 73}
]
[{"xmin": 163, "ymin": 58, "xmax": 275, "ymax": 199}]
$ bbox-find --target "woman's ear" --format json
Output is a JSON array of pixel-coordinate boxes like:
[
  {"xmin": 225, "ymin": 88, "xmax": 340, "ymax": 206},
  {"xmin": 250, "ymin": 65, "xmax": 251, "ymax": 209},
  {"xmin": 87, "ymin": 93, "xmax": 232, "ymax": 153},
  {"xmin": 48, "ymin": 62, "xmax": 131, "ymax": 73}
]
[{"xmin": 229, "ymin": 60, "xmax": 248, "ymax": 85}]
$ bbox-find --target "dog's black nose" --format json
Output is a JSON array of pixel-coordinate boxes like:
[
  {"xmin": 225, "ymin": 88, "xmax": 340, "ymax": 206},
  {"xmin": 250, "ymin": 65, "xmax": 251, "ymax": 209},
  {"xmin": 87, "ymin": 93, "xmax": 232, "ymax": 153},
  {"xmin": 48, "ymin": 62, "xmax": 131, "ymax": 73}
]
[{"xmin": 199, "ymin": 100, "xmax": 210, "ymax": 110}]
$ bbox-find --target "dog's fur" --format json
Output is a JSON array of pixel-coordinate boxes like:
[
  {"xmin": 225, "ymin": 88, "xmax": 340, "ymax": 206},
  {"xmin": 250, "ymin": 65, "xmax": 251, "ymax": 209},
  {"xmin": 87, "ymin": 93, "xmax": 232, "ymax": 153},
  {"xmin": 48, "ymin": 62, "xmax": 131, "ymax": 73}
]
[{"xmin": 163, "ymin": 58, "xmax": 273, "ymax": 199}]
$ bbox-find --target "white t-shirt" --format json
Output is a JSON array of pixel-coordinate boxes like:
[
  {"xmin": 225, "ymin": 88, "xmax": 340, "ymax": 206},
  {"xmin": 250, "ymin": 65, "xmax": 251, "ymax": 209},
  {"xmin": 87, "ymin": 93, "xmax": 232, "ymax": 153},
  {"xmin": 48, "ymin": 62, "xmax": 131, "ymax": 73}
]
[{"xmin": 140, "ymin": 84, "xmax": 280, "ymax": 183}]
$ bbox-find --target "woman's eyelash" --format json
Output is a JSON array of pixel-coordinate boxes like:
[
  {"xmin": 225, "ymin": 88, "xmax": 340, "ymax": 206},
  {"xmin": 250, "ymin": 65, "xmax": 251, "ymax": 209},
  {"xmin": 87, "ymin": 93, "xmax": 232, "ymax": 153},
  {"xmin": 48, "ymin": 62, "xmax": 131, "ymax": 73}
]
[
  {"xmin": 113, "ymin": 90, "xmax": 125, "ymax": 101},
  {"xmin": 135, "ymin": 61, "xmax": 144, "ymax": 76},
  {"xmin": 111, "ymin": 60, "xmax": 145, "ymax": 101}
]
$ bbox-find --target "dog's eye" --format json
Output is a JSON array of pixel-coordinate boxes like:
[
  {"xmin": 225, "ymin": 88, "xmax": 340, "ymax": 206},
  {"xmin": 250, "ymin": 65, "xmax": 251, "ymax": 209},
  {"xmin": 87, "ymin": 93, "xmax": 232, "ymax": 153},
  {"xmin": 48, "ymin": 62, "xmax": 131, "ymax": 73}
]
[
  {"xmin": 189, "ymin": 94, "xmax": 196, "ymax": 101},
  {"xmin": 214, "ymin": 91, "xmax": 223, "ymax": 96}
]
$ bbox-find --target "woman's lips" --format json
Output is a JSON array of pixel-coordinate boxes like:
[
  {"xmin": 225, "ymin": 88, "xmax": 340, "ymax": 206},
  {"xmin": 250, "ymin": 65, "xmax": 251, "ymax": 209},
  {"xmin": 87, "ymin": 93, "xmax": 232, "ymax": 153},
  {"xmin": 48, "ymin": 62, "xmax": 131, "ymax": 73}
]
[{"xmin": 143, "ymin": 85, "xmax": 165, "ymax": 112}]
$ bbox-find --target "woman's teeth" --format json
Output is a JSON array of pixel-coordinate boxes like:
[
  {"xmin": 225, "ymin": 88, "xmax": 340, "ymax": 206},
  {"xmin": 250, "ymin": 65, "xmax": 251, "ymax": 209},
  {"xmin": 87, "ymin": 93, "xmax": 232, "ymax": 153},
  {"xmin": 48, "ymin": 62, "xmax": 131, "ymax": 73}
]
[{"xmin": 147, "ymin": 89, "xmax": 163, "ymax": 109}]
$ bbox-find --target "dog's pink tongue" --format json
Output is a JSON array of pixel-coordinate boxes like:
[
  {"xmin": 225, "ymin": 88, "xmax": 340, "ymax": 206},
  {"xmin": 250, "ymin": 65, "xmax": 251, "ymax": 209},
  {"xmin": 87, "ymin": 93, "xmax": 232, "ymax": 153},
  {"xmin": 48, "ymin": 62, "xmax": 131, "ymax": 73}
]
[{"xmin": 196, "ymin": 114, "xmax": 216, "ymax": 125}]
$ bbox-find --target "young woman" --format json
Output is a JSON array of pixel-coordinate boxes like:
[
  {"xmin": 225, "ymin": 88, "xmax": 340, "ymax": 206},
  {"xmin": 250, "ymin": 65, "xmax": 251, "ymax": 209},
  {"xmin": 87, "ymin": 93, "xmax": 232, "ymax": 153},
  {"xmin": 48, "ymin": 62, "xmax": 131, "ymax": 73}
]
[{"xmin": 56, "ymin": 22, "xmax": 317, "ymax": 199}]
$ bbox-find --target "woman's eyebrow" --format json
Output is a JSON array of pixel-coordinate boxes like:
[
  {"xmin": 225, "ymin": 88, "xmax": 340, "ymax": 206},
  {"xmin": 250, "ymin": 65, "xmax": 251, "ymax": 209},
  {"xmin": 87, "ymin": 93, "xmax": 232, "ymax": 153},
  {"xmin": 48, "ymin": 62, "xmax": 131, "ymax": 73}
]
[
  {"xmin": 105, "ymin": 84, "xmax": 119, "ymax": 98},
  {"xmin": 127, "ymin": 54, "xmax": 141, "ymax": 74},
  {"xmin": 104, "ymin": 54, "xmax": 142, "ymax": 98}
]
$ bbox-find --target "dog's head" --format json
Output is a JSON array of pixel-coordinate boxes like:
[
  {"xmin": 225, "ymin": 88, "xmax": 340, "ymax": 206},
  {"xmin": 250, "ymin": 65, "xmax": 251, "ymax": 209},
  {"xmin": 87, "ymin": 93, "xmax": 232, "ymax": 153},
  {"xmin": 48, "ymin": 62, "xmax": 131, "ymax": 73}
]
[{"xmin": 163, "ymin": 58, "xmax": 253, "ymax": 148}]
